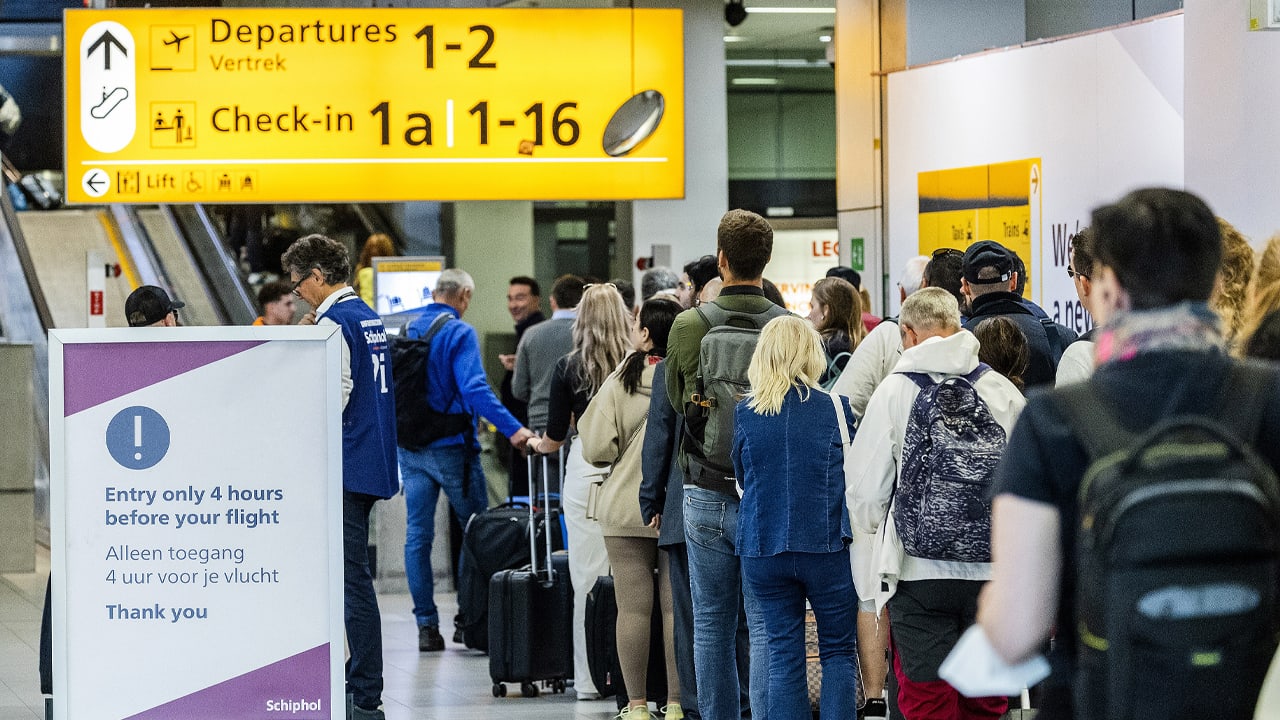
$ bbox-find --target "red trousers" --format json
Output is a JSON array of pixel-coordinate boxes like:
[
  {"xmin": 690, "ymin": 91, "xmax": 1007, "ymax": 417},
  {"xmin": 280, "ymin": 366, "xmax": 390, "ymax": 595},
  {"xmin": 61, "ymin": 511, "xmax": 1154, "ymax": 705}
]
[{"xmin": 891, "ymin": 635, "xmax": 1008, "ymax": 720}]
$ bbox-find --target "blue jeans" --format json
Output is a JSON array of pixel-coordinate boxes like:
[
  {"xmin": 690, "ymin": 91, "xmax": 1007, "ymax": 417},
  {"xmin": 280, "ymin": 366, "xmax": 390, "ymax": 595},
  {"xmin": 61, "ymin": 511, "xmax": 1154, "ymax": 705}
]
[
  {"xmin": 741, "ymin": 551, "xmax": 860, "ymax": 720},
  {"xmin": 344, "ymin": 491, "xmax": 383, "ymax": 711},
  {"xmin": 684, "ymin": 486, "xmax": 768, "ymax": 720},
  {"xmin": 399, "ymin": 443, "xmax": 488, "ymax": 629}
]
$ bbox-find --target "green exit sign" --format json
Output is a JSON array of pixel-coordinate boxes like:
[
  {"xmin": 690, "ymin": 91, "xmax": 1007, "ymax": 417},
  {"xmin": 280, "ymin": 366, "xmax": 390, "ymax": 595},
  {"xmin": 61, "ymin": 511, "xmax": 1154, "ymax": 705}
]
[{"xmin": 849, "ymin": 237, "xmax": 865, "ymax": 271}]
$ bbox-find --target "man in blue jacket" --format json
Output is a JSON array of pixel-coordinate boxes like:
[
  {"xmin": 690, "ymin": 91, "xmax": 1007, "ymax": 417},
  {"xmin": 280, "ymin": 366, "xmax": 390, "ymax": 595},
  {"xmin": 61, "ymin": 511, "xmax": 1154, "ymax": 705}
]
[
  {"xmin": 282, "ymin": 234, "xmax": 399, "ymax": 720},
  {"xmin": 398, "ymin": 268, "xmax": 535, "ymax": 652}
]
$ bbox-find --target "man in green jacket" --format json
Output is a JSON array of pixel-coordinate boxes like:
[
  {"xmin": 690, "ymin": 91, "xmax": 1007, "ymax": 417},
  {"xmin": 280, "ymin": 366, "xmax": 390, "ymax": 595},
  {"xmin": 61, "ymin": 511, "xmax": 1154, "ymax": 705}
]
[{"xmin": 665, "ymin": 209, "xmax": 786, "ymax": 720}]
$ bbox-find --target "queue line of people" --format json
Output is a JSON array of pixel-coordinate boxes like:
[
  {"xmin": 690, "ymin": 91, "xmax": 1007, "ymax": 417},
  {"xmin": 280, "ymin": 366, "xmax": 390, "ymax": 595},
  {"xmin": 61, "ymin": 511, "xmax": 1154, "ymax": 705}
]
[{"xmin": 125, "ymin": 190, "xmax": 1280, "ymax": 720}]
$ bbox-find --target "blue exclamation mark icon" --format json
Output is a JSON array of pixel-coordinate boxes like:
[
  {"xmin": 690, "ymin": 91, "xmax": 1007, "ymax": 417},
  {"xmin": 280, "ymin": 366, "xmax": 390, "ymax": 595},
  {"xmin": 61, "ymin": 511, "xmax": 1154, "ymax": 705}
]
[{"xmin": 106, "ymin": 406, "xmax": 170, "ymax": 470}]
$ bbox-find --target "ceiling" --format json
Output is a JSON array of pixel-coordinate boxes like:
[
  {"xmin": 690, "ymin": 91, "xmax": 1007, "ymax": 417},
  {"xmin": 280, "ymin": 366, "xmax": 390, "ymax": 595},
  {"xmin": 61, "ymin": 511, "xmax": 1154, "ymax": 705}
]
[
  {"xmin": 725, "ymin": 0, "xmax": 835, "ymax": 92},
  {"xmin": 726, "ymin": 0, "xmax": 835, "ymax": 54}
]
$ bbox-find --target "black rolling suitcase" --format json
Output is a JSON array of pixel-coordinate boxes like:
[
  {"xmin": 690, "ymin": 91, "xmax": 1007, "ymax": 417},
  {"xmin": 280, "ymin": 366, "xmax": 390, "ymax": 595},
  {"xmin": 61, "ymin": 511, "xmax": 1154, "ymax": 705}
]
[
  {"xmin": 458, "ymin": 501, "xmax": 542, "ymax": 652},
  {"xmin": 488, "ymin": 449, "xmax": 573, "ymax": 698},
  {"xmin": 585, "ymin": 574, "xmax": 668, "ymax": 709}
]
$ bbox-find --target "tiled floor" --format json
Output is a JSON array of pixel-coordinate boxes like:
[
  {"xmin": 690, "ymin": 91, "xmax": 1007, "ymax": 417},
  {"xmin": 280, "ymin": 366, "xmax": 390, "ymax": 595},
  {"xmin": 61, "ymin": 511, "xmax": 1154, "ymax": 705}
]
[{"xmin": 0, "ymin": 546, "xmax": 618, "ymax": 720}]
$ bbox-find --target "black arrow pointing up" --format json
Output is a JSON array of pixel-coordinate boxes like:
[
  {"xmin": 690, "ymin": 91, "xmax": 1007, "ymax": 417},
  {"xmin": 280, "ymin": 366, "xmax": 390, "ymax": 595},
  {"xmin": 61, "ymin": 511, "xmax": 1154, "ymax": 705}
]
[{"xmin": 87, "ymin": 30, "xmax": 127, "ymax": 71}]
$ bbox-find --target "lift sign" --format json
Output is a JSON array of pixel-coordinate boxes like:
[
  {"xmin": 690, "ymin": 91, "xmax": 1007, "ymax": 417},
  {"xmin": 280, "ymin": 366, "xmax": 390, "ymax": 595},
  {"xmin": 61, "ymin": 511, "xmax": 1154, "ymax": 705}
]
[{"xmin": 64, "ymin": 8, "xmax": 684, "ymax": 204}]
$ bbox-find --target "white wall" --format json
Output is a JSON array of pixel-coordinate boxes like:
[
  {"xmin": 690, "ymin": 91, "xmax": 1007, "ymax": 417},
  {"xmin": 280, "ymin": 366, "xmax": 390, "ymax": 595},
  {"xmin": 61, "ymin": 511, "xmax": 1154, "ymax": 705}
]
[
  {"xmin": 885, "ymin": 14, "xmax": 1183, "ymax": 329},
  {"xmin": 1184, "ymin": 0, "xmax": 1280, "ymax": 245},
  {"xmin": 628, "ymin": 0, "xmax": 726, "ymax": 280}
]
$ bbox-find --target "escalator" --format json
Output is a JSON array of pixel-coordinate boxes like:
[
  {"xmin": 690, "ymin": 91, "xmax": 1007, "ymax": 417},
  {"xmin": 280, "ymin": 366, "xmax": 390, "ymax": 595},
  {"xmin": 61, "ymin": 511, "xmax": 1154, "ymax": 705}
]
[{"xmin": 3, "ymin": 192, "xmax": 397, "ymax": 544}]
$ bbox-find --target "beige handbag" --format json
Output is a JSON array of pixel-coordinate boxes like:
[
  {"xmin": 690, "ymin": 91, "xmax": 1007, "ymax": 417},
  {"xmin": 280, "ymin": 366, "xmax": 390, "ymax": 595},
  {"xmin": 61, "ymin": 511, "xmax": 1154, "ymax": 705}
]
[{"xmin": 584, "ymin": 411, "xmax": 647, "ymax": 522}]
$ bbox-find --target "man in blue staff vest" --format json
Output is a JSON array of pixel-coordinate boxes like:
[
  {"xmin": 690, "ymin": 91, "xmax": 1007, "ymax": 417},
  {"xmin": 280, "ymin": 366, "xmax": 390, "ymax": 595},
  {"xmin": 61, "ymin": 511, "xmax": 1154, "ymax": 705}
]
[{"xmin": 283, "ymin": 234, "xmax": 399, "ymax": 720}]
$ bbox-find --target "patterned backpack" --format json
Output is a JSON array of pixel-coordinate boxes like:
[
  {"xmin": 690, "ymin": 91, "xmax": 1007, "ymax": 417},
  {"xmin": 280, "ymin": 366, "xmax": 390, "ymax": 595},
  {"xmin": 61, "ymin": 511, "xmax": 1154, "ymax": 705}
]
[{"xmin": 893, "ymin": 364, "xmax": 1004, "ymax": 563}]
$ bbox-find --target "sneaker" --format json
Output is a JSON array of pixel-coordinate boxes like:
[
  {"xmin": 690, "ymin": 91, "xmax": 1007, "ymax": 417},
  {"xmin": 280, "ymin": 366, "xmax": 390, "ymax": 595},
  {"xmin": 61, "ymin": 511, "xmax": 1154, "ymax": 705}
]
[
  {"xmin": 860, "ymin": 697, "xmax": 889, "ymax": 719},
  {"xmin": 660, "ymin": 703, "xmax": 684, "ymax": 720},
  {"xmin": 615, "ymin": 706, "xmax": 651, "ymax": 720},
  {"xmin": 418, "ymin": 625, "xmax": 444, "ymax": 652},
  {"xmin": 350, "ymin": 705, "xmax": 386, "ymax": 720}
]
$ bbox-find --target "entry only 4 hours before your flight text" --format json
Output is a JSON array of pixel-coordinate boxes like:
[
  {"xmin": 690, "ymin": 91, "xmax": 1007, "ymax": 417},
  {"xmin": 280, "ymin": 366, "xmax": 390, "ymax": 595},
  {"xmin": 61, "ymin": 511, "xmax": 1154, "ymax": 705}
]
[{"xmin": 100, "ymin": 484, "xmax": 285, "ymax": 626}]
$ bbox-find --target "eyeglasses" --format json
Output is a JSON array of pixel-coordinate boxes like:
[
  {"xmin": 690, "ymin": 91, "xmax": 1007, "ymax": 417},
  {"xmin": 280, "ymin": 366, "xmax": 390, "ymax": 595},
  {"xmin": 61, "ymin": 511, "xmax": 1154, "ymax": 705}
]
[
  {"xmin": 290, "ymin": 270, "xmax": 312, "ymax": 297},
  {"xmin": 931, "ymin": 248, "xmax": 964, "ymax": 258},
  {"xmin": 582, "ymin": 282, "xmax": 617, "ymax": 291},
  {"xmin": 1067, "ymin": 267, "xmax": 1088, "ymax": 280}
]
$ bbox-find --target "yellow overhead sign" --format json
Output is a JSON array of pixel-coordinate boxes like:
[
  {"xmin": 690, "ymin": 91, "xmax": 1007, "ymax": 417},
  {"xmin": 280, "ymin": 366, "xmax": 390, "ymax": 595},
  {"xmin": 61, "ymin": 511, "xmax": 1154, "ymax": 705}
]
[{"xmin": 64, "ymin": 8, "xmax": 684, "ymax": 204}]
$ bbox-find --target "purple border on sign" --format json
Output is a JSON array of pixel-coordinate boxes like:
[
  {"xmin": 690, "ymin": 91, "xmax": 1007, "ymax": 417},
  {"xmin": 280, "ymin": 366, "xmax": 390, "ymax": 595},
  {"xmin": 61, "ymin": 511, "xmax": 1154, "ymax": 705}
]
[
  {"xmin": 122, "ymin": 644, "xmax": 330, "ymax": 720},
  {"xmin": 63, "ymin": 341, "xmax": 265, "ymax": 416}
]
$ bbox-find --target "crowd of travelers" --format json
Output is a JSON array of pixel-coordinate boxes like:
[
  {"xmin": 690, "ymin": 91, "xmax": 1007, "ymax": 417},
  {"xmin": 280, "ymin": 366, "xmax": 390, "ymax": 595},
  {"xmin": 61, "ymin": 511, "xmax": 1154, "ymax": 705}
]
[{"xmin": 122, "ymin": 187, "xmax": 1280, "ymax": 720}]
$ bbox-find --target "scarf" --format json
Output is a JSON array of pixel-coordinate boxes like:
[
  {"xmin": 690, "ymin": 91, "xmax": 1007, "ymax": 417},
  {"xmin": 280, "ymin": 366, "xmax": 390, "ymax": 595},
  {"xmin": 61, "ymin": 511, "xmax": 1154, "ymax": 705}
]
[{"xmin": 1093, "ymin": 301, "xmax": 1223, "ymax": 366}]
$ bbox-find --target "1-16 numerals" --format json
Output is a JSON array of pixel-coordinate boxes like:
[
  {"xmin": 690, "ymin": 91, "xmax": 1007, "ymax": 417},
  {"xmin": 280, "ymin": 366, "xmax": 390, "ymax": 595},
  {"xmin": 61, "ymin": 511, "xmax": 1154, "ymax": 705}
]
[{"xmin": 469, "ymin": 101, "xmax": 579, "ymax": 146}]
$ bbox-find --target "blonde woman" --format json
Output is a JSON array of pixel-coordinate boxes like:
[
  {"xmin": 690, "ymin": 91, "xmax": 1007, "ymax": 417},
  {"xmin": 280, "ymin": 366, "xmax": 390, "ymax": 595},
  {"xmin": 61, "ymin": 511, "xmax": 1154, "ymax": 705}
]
[
  {"xmin": 528, "ymin": 283, "xmax": 631, "ymax": 700},
  {"xmin": 807, "ymin": 276, "xmax": 868, "ymax": 386},
  {"xmin": 1212, "ymin": 218, "xmax": 1254, "ymax": 349},
  {"xmin": 579, "ymin": 298, "xmax": 684, "ymax": 720},
  {"xmin": 1237, "ymin": 234, "xmax": 1280, "ymax": 355},
  {"xmin": 732, "ymin": 315, "xmax": 860, "ymax": 720},
  {"xmin": 353, "ymin": 232, "xmax": 396, "ymax": 308}
]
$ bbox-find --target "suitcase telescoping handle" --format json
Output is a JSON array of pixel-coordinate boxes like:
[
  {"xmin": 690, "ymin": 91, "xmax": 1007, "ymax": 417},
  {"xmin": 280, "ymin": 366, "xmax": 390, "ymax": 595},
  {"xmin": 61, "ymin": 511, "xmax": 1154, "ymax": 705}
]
[
  {"xmin": 538, "ymin": 449, "xmax": 556, "ymax": 584},
  {"xmin": 526, "ymin": 451, "xmax": 539, "ymax": 576}
]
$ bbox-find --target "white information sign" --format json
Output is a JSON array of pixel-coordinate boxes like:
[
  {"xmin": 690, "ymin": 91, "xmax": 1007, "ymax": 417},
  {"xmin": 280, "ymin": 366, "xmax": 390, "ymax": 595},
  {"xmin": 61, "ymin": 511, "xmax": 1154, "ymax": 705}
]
[
  {"xmin": 763, "ymin": 228, "xmax": 841, "ymax": 316},
  {"xmin": 50, "ymin": 327, "xmax": 344, "ymax": 720}
]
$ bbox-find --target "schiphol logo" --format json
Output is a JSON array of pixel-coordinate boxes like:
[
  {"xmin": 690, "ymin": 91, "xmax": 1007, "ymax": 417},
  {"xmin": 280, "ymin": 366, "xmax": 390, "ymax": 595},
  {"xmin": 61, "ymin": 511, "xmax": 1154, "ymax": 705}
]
[{"xmin": 105, "ymin": 406, "xmax": 171, "ymax": 470}]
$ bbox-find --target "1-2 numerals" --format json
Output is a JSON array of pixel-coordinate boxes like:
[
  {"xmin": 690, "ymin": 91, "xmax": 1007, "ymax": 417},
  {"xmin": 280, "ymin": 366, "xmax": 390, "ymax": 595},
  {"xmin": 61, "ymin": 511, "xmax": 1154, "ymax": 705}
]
[{"xmin": 414, "ymin": 24, "xmax": 496, "ymax": 70}]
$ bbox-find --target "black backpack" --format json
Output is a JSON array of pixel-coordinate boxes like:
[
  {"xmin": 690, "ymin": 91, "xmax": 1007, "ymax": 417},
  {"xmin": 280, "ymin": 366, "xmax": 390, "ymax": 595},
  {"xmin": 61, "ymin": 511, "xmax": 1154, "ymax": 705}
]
[
  {"xmin": 1055, "ymin": 362, "xmax": 1280, "ymax": 720},
  {"xmin": 682, "ymin": 300, "xmax": 788, "ymax": 495},
  {"xmin": 390, "ymin": 313, "xmax": 474, "ymax": 451}
]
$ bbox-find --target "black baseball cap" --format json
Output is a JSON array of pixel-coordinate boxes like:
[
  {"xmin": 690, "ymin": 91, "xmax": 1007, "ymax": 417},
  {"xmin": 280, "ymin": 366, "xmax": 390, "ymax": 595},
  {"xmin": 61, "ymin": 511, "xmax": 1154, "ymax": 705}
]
[
  {"xmin": 962, "ymin": 241, "xmax": 1015, "ymax": 284},
  {"xmin": 125, "ymin": 285, "xmax": 185, "ymax": 327}
]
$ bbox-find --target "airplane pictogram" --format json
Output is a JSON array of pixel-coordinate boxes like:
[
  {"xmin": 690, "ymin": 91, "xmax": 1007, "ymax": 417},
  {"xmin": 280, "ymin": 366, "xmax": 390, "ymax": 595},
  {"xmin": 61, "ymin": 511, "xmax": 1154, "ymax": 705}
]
[{"xmin": 163, "ymin": 30, "xmax": 189, "ymax": 53}]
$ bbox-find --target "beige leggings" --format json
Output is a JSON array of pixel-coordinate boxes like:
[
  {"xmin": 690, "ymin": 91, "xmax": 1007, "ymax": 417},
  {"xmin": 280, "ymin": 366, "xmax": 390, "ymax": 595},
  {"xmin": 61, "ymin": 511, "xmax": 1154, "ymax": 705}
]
[{"xmin": 603, "ymin": 536, "xmax": 681, "ymax": 705}]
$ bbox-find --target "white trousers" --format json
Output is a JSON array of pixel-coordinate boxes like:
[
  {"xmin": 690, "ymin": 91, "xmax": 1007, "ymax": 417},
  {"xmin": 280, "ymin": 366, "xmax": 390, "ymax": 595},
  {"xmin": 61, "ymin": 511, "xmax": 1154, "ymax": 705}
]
[{"xmin": 562, "ymin": 440, "xmax": 611, "ymax": 696}]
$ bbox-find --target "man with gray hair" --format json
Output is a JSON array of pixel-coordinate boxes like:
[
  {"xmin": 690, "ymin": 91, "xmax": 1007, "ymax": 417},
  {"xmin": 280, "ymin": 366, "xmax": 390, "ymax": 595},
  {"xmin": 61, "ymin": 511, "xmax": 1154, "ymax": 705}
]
[
  {"xmin": 641, "ymin": 266, "xmax": 682, "ymax": 304},
  {"xmin": 397, "ymin": 268, "xmax": 535, "ymax": 653},
  {"xmin": 846, "ymin": 286, "xmax": 1025, "ymax": 719},
  {"xmin": 283, "ymin": 234, "xmax": 399, "ymax": 720},
  {"xmin": 899, "ymin": 255, "xmax": 929, "ymax": 305}
]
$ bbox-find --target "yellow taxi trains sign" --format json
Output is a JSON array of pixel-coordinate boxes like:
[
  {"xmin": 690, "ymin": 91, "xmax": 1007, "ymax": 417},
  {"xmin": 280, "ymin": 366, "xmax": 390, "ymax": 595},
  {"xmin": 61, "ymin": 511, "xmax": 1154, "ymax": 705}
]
[{"xmin": 65, "ymin": 8, "xmax": 685, "ymax": 204}]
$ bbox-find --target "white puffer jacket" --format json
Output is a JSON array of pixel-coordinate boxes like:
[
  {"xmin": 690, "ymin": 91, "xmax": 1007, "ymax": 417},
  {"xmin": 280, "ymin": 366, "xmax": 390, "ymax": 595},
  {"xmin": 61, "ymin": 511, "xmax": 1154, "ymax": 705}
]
[{"xmin": 844, "ymin": 329, "xmax": 1026, "ymax": 613}]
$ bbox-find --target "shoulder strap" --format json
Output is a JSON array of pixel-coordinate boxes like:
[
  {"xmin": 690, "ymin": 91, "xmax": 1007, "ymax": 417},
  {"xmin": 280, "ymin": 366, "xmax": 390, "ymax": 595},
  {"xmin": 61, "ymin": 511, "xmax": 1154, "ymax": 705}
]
[
  {"xmin": 698, "ymin": 299, "xmax": 783, "ymax": 332},
  {"xmin": 1217, "ymin": 360, "xmax": 1275, "ymax": 444},
  {"xmin": 1059, "ymin": 360, "xmax": 1277, "ymax": 461},
  {"xmin": 897, "ymin": 362, "xmax": 989, "ymax": 391},
  {"xmin": 898, "ymin": 371, "xmax": 935, "ymax": 391},
  {"xmin": 421, "ymin": 312, "xmax": 452, "ymax": 343},
  {"xmin": 828, "ymin": 391, "xmax": 851, "ymax": 446},
  {"xmin": 962, "ymin": 362, "xmax": 991, "ymax": 384},
  {"xmin": 1040, "ymin": 316, "xmax": 1063, "ymax": 365},
  {"xmin": 1054, "ymin": 382, "xmax": 1135, "ymax": 461}
]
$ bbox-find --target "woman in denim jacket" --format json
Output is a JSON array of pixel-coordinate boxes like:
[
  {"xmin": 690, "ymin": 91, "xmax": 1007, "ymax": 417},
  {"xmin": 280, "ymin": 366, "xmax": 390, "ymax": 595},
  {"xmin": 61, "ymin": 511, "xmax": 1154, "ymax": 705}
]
[{"xmin": 732, "ymin": 315, "xmax": 860, "ymax": 720}]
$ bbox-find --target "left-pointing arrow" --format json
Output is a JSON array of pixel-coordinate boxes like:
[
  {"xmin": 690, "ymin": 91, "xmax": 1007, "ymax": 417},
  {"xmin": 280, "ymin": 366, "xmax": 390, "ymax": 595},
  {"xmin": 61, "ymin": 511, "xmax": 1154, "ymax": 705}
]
[
  {"xmin": 86, "ymin": 30, "xmax": 127, "ymax": 71},
  {"xmin": 85, "ymin": 173, "xmax": 105, "ymax": 192}
]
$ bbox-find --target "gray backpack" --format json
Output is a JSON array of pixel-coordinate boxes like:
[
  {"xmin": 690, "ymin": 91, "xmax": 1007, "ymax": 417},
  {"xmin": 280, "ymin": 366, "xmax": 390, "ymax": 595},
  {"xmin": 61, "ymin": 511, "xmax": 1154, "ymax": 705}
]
[{"xmin": 682, "ymin": 300, "xmax": 788, "ymax": 495}]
